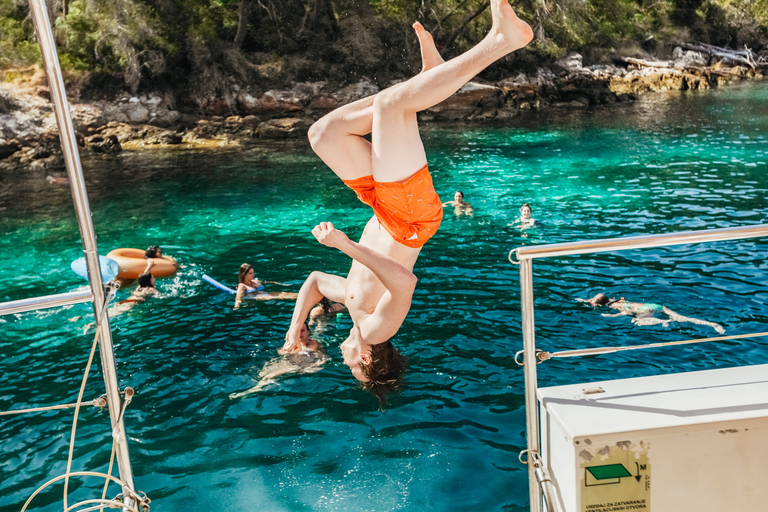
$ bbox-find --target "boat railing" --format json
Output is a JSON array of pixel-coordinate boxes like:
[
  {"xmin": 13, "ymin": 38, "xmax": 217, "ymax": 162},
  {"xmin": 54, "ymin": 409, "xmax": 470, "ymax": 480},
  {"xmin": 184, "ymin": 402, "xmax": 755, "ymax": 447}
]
[
  {"xmin": 512, "ymin": 223, "xmax": 768, "ymax": 512},
  {"xmin": 0, "ymin": 0, "xmax": 143, "ymax": 509}
]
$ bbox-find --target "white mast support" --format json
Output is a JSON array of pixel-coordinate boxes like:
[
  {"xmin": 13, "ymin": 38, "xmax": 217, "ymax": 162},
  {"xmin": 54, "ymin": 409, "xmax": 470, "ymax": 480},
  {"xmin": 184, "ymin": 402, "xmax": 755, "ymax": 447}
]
[
  {"xmin": 520, "ymin": 258, "xmax": 542, "ymax": 512},
  {"xmin": 27, "ymin": 0, "xmax": 136, "ymax": 498}
]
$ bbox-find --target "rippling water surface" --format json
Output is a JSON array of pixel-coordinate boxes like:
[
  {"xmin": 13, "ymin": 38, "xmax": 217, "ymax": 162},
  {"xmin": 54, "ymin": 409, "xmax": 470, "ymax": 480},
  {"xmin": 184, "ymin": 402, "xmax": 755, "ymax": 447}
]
[{"xmin": 2, "ymin": 83, "xmax": 768, "ymax": 512}]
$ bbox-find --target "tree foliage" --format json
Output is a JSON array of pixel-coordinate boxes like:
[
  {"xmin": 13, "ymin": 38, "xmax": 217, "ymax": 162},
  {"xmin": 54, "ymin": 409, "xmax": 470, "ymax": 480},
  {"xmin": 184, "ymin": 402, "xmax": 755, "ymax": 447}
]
[{"xmin": 1, "ymin": 0, "xmax": 766, "ymax": 100}]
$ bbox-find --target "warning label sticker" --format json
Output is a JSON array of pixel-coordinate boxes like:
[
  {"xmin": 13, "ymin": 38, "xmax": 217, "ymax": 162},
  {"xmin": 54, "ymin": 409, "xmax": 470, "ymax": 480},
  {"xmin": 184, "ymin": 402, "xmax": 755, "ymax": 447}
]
[{"xmin": 579, "ymin": 440, "xmax": 650, "ymax": 512}]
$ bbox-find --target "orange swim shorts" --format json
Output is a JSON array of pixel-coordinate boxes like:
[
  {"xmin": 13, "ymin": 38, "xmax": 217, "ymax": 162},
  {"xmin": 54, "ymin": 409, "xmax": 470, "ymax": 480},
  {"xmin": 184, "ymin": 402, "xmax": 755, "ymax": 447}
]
[{"xmin": 342, "ymin": 164, "xmax": 443, "ymax": 249}]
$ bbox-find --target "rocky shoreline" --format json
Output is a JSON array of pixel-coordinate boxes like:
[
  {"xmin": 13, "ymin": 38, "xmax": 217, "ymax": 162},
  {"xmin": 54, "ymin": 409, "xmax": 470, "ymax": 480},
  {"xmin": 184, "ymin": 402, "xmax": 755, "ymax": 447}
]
[{"xmin": 1, "ymin": 47, "xmax": 764, "ymax": 171}]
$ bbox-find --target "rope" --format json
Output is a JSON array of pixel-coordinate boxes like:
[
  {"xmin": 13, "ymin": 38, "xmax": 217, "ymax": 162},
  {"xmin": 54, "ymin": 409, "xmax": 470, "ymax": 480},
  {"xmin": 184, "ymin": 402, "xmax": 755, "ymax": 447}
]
[
  {"xmin": 535, "ymin": 331, "xmax": 768, "ymax": 362},
  {"xmin": 101, "ymin": 439, "xmax": 117, "ymax": 505},
  {"xmin": 62, "ymin": 284, "xmax": 116, "ymax": 510},
  {"xmin": 0, "ymin": 397, "xmax": 106, "ymax": 416},
  {"xmin": 16, "ymin": 282, "xmax": 147, "ymax": 512},
  {"xmin": 21, "ymin": 471, "xmax": 138, "ymax": 512}
]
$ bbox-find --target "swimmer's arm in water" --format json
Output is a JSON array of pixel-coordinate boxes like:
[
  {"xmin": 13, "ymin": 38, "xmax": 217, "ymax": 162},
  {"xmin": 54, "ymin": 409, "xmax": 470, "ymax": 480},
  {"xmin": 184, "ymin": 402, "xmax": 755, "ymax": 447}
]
[
  {"xmin": 312, "ymin": 221, "xmax": 416, "ymax": 346},
  {"xmin": 602, "ymin": 311, "xmax": 629, "ymax": 317},
  {"xmin": 282, "ymin": 270, "xmax": 346, "ymax": 353},
  {"xmin": 234, "ymin": 283, "xmax": 247, "ymax": 309}
]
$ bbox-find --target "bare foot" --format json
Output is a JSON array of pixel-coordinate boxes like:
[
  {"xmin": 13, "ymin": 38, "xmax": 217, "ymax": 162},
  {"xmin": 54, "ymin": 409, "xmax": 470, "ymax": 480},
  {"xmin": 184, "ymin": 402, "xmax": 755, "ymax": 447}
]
[
  {"xmin": 488, "ymin": 0, "xmax": 534, "ymax": 53},
  {"xmin": 413, "ymin": 22, "xmax": 445, "ymax": 73}
]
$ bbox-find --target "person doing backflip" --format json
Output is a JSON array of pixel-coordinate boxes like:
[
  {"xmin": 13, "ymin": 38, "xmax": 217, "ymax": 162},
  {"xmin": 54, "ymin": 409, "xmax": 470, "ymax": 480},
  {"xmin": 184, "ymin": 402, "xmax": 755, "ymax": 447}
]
[{"xmin": 283, "ymin": 0, "xmax": 534, "ymax": 404}]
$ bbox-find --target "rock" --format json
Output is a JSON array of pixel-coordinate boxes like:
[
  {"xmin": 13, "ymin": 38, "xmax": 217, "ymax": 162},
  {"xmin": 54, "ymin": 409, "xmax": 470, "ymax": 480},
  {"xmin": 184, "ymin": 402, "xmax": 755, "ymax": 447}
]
[
  {"xmin": 308, "ymin": 95, "xmax": 339, "ymax": 110},
  {"xmin": 124, "ymin": 103, "xmax": 150, "ymax": 123},
  {"xmin": 332, "ymin": 78, "xmax": 379, "ymax": 106},
  {"xmin": 0, "ymin": 90, "xmax": 19, "ymax": 114},
  {"xmin": 674, "ymin": 50, "xmax": 708, "ymax": 70},
  {"xmin": 241, "ymin": 115, "xmax": 260, "ymax": 126},
  {"xmin": 254, "ymin": 118, "xmax": 308, "ymax": 139},
  {"xmin": 555, "ymin": 52, "xmax": 584, "ymax": 73},
  {"xmin": 205, "ymin": 98, "xmax": 231, "ymax": 116},
  {"xmin": 258, "ymin": 89, "xmax": 305, "ymax": 112},
  {"xmin": 237, "ymin": 92, "xmax": 261, "ymax": 115},
  {"xmin": 0, "ymin": 138, "xmax": 20, "ymax": 160},
  {"xmin": 145, "ymin": 94, "xmax": 163, "ymax": 107},
  {"xmin": 71, "ymin": 104, "xmax": 104, "ymax": 130},
  {"xmin": 86, "ymin": 134, "xmax": 122, "ymax": 154},
  {"xmin": 426, "ymin": 82, "xmax": 502, "ymax": 119}
]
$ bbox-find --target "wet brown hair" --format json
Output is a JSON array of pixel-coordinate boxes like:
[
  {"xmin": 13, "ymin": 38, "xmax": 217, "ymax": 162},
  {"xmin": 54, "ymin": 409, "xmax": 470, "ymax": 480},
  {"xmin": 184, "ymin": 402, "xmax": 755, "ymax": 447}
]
[
  {"xmin": 137, "ymin": 272, "xmax": 154, "ymax": 288},
  {"xmin": 238, "ymin": 263, "xmax": 253, "ymax": 284},
  {"xmin": 319, "ymin": 297, "xmax": 334, "ymax": 314},
  {"xmin": 359, "ymin": 341, "xmax": 408, "ymax": 409}
]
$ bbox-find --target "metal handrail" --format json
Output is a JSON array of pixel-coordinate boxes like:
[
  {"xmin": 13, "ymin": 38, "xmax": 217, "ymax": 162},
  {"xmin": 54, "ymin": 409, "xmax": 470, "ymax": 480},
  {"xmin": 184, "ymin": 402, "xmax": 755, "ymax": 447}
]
[
  {"xmin": 516, "ymin": 223, "xmax": 768, "ymax": 512},
  {"xmin": 7, "ymin": 0, "xmax": 139, "ymax": 506},
  {"xmin": 0, "ymin": 290, "xmax": 93, "ymax": 316},
  {"xmin": 515, "ymin": 224, "xmax": 768, "ymax": 260}
]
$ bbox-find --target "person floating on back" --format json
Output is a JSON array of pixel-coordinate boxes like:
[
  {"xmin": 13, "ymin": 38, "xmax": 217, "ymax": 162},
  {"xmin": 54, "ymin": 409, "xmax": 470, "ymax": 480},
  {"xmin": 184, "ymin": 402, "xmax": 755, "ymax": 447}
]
[
  {"xmin": 283, "ymin": 0, "xmax": 534, "ymax": 405},
  {"xmin": 230, "ymin": 321, "xmax": 327, "ymax": 399},
  {"xmin": 582, "ymin": 293, "xmax": 725, "ymax": 334}
]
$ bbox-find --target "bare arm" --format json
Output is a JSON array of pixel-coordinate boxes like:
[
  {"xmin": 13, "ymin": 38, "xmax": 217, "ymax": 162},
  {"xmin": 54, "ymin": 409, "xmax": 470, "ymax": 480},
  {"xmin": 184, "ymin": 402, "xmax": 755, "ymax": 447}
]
[
  {"xmin": 234, "ymin": 283, "xmax": 246, "ymax": 309},
  {"xmin": 282, "ymin": 270, "xmax": 346, "ymax": 353},
  {"xmin": 312, "ymin": 222, "xmax": 417, "ymax": 345}
]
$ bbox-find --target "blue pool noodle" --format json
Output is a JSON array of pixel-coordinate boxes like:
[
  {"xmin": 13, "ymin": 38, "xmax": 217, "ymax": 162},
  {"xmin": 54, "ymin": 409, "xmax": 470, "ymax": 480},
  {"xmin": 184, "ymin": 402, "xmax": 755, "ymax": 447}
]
[{"xmin": 202, "ymin": 274, "xmax": 236, "ymax": 294}]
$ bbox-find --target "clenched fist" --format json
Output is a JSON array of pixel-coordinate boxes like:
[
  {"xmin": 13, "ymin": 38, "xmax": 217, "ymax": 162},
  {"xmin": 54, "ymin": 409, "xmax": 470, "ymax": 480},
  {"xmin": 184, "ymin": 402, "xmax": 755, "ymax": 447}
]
[{"xmin": 312, "ymin": 222, "xmax": 350, "ymax": 249}]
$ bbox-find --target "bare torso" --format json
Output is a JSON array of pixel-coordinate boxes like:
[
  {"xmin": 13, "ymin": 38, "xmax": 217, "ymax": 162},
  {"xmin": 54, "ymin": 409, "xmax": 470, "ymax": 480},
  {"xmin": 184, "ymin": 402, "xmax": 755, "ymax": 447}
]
[{"xmin": 344, "ymin": 216, "xmax": 421, "ymax": 324}]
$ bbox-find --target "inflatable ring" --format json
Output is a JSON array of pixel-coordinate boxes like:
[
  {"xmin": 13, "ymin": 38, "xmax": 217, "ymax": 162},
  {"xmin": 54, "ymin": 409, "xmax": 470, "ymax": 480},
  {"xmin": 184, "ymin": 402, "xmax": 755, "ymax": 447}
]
[{"xmin": 106, "ymin": 248, "xmax": 177, "ymax": 279}]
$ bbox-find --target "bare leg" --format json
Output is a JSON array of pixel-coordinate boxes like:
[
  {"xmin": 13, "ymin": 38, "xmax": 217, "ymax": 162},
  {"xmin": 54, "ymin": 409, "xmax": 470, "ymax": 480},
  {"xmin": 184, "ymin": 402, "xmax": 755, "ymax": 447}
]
[
  {"xmin": 309, "ymin": 24, "xmax": 447, "ymax": 181},
  {"xmin": 372, "ymin": 0, "xmax": 533, "ymax": 181},
  {"xmin": 662, "ymin": 307, "xmax": 725, "ymax": 334},
  {"xmin": 413, "ymin": 22, "xmax": 445, "ymax": 72}
]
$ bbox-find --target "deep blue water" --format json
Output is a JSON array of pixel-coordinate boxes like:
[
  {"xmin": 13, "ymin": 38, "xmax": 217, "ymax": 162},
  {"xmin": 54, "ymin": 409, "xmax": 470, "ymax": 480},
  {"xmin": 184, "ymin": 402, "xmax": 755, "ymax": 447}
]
[{"xmin": 1, "ymin": 82, "xmax": 767, "ymax": 511}]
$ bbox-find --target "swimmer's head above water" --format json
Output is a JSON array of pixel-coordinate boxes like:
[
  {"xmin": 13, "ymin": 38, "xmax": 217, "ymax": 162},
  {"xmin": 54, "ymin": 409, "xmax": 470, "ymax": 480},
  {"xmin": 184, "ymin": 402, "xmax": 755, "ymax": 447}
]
[
  {"xmin": 144, "ymin": 245, "xmax": 162, "ymax": 259},
  {"xmin": 584, "ymin": 293, "xmax": 625, "ymax": 307},
  {"xmin": 137, "ymin": 272, "xmax": 155, "ymax": 288},
  {"xmin": 454, "ymin": 190, "xmax": 464, "ymax": 203},
  {"xmin": 587, "ymin": 293, "xmax": 610, "ymax": 306},
  {"xmin": 341, "ymin": 325, "xmax": 408, "ymax": 407},
  {"xmin": 519, "ymin": 203, "xmax": 532, "ymax": 220},
  {"xmin": 238, "ymin": 263, "xmax": 255, "ymax": 283}
]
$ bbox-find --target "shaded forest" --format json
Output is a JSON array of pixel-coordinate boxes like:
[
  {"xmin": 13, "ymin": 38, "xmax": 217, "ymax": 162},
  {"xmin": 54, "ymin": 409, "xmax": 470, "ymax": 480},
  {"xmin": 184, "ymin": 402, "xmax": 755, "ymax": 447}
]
[{"xmin": 1, "ymin": 0, "xmax": 767, "ymax": 105}]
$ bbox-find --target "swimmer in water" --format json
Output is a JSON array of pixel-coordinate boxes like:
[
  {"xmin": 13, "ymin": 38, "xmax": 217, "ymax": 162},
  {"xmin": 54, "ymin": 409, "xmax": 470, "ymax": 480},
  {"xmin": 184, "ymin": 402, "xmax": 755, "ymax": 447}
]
[
  {"xmin": 230, "ymin": 321, "xmax": 327, "ymax": 398},
  {"xmin": 309, "ymin": 297, "xmax": 347, "ymax": 320},
  {"xmin": 234, "ymin": 263, "xmax": 299, "ymax": 308},
  {"xmin": 582, "ymin": 293, "xmax": 725, "ymax": 334},
  {"xmin": 111, "ymin": 272, "xmax": 159, "ymax": 314},
  {"xmin": 143, "ymin": 245, "xmax": 180, "ymax": 275},
  {"xmin": 510, "ymin": 203, "xmax": 539, "ymax": 228},
  {"xmin": 442, "ymin": 190, "xmax": 474, "ymax": 216},
  {"xmin": 284, "ymin": 2, "xmax": 533, "ymax": 406}
]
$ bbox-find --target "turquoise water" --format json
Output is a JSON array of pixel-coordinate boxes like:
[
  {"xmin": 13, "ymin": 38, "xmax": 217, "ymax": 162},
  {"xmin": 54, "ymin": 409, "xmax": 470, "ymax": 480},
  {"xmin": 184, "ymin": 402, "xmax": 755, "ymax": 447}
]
[{"xmin": 2, "ymin": 82, "xmax": 768, "ymax": 511}]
